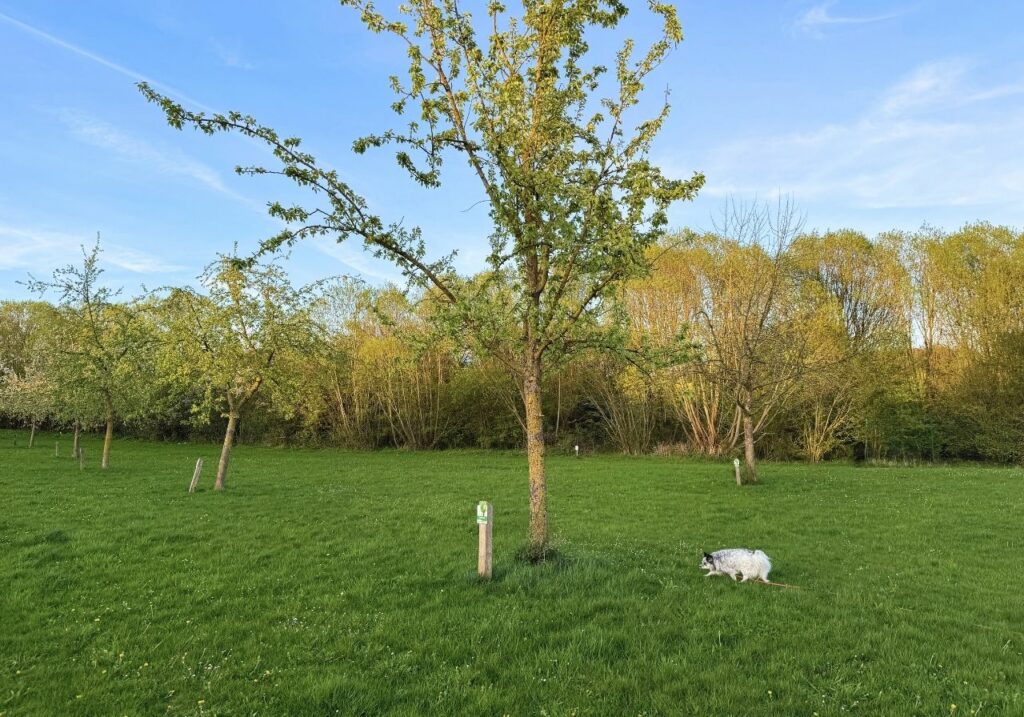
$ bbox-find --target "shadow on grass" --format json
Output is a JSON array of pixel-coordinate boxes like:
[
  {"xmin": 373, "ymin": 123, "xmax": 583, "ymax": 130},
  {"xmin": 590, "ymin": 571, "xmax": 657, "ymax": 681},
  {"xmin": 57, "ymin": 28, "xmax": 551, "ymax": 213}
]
[{"xmin": 467, "ymin": 542, "xmax": 618, "ymax": 589}]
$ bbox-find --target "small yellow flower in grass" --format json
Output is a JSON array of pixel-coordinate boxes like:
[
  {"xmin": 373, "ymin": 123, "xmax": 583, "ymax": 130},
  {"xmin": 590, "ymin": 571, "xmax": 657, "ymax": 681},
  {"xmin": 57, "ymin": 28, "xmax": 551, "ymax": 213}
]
[
  {"xmin": 94, "ymin": 618, "xmax": 100, "ymax": 623},
  {"xmin": 950, "ymin": 705, "xmax": 957, "ymax": 713},
  {"xmin": 198, "ymin": 700, "xmax": 205, "ymax": 705}
]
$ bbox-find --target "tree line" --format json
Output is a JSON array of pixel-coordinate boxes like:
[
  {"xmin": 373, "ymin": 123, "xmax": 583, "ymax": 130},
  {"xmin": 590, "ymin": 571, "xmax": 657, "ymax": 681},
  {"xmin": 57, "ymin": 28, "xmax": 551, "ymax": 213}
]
[{"xmin": 3, "ymin": 219, "xmax": 1021, "ymax": 472}]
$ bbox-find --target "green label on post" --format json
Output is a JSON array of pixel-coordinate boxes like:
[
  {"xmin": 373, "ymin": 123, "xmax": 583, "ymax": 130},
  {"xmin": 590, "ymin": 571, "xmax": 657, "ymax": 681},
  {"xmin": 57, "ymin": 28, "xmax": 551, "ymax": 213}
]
[{"xmin": 476, "ymin": 501, "xmax": 489, "ymax": 524}]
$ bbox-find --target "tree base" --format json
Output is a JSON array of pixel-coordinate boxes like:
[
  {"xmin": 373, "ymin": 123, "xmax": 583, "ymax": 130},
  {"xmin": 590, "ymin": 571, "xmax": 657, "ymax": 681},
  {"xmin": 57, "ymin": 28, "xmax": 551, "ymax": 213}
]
[{"xmin": 515, "ymin": 542, "xmax": 561, "ymax": 565}]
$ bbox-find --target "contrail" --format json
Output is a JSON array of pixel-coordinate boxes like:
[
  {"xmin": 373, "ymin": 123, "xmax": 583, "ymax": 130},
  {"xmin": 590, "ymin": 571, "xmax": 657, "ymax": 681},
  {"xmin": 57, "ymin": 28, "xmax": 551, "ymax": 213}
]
[{"xmin": 0, "ymin": 10, "xmax": 215, "ymax": 113}]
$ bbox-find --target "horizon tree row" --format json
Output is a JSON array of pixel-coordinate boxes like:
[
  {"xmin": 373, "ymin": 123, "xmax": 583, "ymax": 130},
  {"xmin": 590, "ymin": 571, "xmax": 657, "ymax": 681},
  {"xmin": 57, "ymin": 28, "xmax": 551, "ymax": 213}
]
[{"xmin": 3, "ymin": 219, "xmax": 1021, "ymax": 470}]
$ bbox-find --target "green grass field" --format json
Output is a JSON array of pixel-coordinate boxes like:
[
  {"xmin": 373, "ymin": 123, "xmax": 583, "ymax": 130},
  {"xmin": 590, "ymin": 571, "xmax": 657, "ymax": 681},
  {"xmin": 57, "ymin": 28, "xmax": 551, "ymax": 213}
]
[{"xmin": 1, "ymin": 430, "xmax": 1022, "ymax": 716}]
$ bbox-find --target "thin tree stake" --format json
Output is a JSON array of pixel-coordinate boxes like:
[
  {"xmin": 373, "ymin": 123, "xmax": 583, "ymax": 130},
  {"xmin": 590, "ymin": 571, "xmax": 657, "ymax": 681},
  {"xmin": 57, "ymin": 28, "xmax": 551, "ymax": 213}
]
[{"xmin": 189, "ymin": 458, "xmax": 203, "ymax": 493}]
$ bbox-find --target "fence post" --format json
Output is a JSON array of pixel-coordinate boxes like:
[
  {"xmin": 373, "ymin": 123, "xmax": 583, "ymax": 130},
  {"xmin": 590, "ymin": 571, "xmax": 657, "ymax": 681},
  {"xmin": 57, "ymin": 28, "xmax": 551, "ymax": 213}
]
[{"xmin": 476, "ymin": 500, "xmax": 493, "ymax": 579}]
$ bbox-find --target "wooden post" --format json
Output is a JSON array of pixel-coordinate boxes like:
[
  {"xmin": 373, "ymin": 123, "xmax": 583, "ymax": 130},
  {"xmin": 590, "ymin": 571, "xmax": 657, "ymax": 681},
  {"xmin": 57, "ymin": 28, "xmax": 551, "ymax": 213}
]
[
  {"xmin": 476, "ymin": 500, "xmax": 493, "ymax": 579},
  {"xmin": 55, "ymin": 441, "xmax": 59, "ymax": 457},
  {"xmin": 733, "ymin": 458, "xmax": 742, "ymax": 487},
  {"xmin": 79, "ymin": 448, "xmax": 85, "ymax": 471},
  {"xmin": 574, "ymin": 444, "xmax": 579, "ymax": 458},
  {"xmin": 189, "ymin": 458, "xmax": 204, "ymax": 493}
]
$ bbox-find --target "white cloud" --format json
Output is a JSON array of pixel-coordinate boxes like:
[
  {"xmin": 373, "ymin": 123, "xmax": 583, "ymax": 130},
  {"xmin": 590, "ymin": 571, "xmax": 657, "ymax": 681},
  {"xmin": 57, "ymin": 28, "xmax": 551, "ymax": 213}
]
[
  {"xmin": 797, "ymin": 2, "xmax": 907, "ymax": 35},
  {"xmin": 674, "ymin": 59, "xmax": 1024, "ymax": 213},
  {"xmin": 57, "ymin": 109, "xmax": 259, "ymax": 207},
  {"xmin": 210, "ymin": 40, "xmax": 256, "ymax": 70},
  {"xmin": 0, "ymin": 225, "xmax": 184, "ymax": 275}
]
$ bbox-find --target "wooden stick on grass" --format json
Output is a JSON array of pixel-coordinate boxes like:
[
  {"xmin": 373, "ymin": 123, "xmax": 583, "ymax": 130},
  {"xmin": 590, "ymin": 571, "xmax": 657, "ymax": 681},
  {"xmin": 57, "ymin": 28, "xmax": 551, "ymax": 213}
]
[{"xmin": 756, "ymin": 580, "xmax": 801, "ymax": 589}]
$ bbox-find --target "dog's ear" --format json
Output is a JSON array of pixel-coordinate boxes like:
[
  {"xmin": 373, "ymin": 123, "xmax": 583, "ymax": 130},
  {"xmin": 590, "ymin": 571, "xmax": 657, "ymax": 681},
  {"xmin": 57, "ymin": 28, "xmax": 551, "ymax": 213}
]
[{"xmin": 703, "ymin": 552, "xmax": 713, "ymax": 560}]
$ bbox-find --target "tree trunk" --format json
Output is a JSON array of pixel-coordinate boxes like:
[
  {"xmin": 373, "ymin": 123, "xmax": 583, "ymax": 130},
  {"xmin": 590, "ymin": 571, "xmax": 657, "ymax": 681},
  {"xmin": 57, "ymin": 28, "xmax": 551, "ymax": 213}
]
[
  {"xmin": 737, "ymin": 385, "xmax": 758, "ymax": 484},
  {"xmin": 740, "ymin": 399, "xmax": 758, "ymax": 484},
  {"xmin": 28, "ymin": 420, "xmax": 36, "ymax": 448},
  {"xmin": 742, "ymin": 411, "xmax": 757, "ymax": 483},
  {"xmin": 215, "ymin": 412, "xmax": 239, "ymax": 491},
  {"xmin": 523, "ymin": 358, "xmax": 548, "ymax": 558},
  {"xmin": 72, "ymin": 421, "xmax": 81, "ymax": 459},
  {"xmin": 101, "ymin": 414, "xmax": 114, "ymax": 469}
]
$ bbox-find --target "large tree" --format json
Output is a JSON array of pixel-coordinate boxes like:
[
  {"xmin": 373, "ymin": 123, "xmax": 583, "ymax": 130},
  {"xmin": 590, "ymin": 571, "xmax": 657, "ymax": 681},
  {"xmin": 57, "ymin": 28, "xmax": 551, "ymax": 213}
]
[
  {"xmin": 666, "ymin": 201, "xmax": 828, "ymax": 483},
  {"xmin": 141, "ymin": 0, "xmax": 702, "ymax": 555}
]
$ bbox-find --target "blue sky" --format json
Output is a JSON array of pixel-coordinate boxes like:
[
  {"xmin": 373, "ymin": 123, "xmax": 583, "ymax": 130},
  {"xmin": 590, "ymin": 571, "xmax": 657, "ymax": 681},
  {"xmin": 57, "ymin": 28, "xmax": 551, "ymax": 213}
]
[{"xmin": 2, "ymin": 0, "xmax": 1024, "ymax": 299}]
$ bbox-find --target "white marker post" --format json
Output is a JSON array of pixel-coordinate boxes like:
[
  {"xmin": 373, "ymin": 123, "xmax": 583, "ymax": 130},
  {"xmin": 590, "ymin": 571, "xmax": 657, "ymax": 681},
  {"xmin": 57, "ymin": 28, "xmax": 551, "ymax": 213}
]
[
  {"xmin": 476, "ymin": 500, "xmax": 493, "ymax": 579},
  {"xmin": 733, "ymin": 457, "xmax": 742, "ymax": 487},
  {"xmin": 574, "ymin": 444, "xmax": 579, "ymax": 458},
  {"xmin": 189, "ymin": 458, "xmax": 204, "ymax": 493}
]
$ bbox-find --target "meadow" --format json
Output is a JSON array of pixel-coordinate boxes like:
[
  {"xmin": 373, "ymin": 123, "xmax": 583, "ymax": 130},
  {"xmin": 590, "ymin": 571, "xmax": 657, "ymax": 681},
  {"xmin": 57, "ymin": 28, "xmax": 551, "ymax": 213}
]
[{"xmin": 1, "ymin": 429, "xmax": 1022, "ymax": 716}]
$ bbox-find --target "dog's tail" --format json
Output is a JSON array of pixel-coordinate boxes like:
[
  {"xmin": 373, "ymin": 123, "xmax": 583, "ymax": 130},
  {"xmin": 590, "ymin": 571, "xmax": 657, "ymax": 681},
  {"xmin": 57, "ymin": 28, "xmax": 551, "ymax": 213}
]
[{"xmin": 753, "ymin": 549, "xmax": 772, "ymax": 576}]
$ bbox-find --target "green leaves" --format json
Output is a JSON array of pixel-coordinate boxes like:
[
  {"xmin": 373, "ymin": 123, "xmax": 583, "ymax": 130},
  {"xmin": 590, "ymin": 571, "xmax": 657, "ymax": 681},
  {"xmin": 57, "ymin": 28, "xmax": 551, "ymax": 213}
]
[{"xmin": 158, "ymin": 255, "xmax": 325, "ymax": 423}]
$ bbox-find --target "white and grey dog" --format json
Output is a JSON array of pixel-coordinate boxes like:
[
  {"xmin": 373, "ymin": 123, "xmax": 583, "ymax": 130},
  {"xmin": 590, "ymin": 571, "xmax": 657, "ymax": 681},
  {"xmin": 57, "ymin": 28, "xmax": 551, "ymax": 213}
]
[{"xmin": 700, "ymin": 549, "xmax": 772, "ymax": 583}]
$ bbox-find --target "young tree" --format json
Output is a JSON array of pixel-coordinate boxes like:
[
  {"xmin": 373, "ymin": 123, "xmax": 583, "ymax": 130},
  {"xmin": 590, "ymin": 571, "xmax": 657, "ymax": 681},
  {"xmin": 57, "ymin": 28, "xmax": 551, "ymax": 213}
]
[
  {"xmin": 26, "ymin": 243, "xmax": 153, "ymax": 469},
  {"xmin": 140, "ymin": 1, "xmax": 702, "ymax": 555},
  {"xmin": 160, "ymin": 257, "xmax": 323, "ymax": 490}
]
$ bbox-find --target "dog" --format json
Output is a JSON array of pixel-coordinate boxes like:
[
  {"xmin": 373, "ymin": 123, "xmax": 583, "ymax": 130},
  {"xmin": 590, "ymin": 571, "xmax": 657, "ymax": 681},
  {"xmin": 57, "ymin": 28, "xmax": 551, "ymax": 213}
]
[{"xmin": 700, "ymin": 548, "xmax": 772, "ymax": 583}]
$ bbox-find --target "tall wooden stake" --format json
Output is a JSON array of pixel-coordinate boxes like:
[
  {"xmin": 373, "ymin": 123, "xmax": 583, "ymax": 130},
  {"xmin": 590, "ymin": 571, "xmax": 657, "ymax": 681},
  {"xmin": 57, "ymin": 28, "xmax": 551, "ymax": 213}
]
[
  {"xmin": 189, "ymin": 458, "xmax": 204, "ymax": 493},
  {"xmin": 55, "ymin": 441, "xmax": 59, "ymax": 457},
  {"xmin": 79, "ymin": 448, "xmax": 85, "ymax": 471},
  {"xmin": 476, "ymin": 500, "xmax": 493, "ymax": 579},
  {"xmin": 733, "ymin": 457, "xmax": 742, "ymax": 487}
]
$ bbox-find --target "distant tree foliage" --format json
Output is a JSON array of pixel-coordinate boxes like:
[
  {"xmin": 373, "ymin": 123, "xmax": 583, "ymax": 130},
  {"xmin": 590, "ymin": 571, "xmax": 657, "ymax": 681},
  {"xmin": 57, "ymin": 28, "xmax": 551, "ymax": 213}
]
[{"xmin": 3, "ymin": 222, "xmax": 1022, "ymax": 467}]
